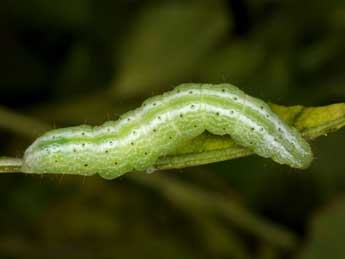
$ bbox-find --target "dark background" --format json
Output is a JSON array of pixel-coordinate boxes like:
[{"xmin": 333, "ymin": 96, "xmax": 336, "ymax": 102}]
[{"xmin": 0, "ymin": 0, "xmax": 345, "ymax": 258}]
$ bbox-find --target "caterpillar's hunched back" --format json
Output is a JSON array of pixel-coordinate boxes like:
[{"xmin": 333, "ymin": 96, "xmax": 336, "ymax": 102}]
[{"xmin": 22, "ymin": 84, "xmax": 313, "ymax": 179}]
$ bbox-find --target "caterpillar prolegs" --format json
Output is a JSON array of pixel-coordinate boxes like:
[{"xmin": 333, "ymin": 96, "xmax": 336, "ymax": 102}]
[{"xmin": 22, "ymin": 84, "xmax": 313, "ymax": 179}]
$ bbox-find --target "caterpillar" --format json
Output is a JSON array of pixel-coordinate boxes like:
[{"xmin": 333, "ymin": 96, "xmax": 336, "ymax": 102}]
[{"xmin": 22, "ymin": 83, "xmax": 313, "ymax": 179}]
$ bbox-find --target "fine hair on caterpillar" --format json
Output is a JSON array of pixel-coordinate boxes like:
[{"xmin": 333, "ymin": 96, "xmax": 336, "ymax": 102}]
[{"xmin": 21, "ymin": 83, "xmax": 313, "ymax": 179}]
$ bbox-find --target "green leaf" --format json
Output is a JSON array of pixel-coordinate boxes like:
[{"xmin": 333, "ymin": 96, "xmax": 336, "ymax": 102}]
[
  {"xmin": 154, "ymin": 103, "xmax": 345, "ymax": 170},
  {"xmin": 295, "ymin": 104, "xmax": 345, "ymax": 140},
  {"xmin": 111, "ymin": 1, "xmax": 229, "ymax": 98}
]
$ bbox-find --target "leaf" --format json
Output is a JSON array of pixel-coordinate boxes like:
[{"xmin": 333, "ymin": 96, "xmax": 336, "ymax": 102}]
[
  {"xmin": 111, "ymin": 1, "xmax": 229, "ymax": 98},
  {"xmin": 295, "ymin": 104, "xmax": 345, "ymax": 139},
  {"xmin": 154, "ymin": 103, "xmax": 345, "ymax": 170}
]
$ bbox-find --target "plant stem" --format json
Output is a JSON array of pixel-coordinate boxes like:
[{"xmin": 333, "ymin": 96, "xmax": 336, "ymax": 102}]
[{"xmin": 0, "ymin": 157, "xmax": 23, "ymax": 173}]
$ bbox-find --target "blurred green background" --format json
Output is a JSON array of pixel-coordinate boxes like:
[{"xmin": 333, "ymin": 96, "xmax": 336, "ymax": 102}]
[{"xmin": 1, "ymin": 0, "xmax": 345, "ymax": 258}]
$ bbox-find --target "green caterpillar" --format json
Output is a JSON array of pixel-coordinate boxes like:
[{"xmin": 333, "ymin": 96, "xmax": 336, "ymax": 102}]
[{"xmin": 22, "ymin": 83, "xmax": 313, "ymax": 179}]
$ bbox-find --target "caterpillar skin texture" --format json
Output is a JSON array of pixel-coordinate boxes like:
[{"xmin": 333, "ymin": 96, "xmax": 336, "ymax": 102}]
[{"xmin": 22, "ymin": 84, "xmax": 313, "ymax": 179}]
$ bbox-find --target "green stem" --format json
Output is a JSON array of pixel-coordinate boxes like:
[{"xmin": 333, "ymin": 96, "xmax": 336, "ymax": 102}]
[{"xmin": 0, "ymin": 157, "xmax": 23, "ymax": 173}]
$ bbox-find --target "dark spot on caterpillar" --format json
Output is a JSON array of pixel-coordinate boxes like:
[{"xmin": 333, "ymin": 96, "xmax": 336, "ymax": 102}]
[
  {"xmin": 191, "ymin": 104, "xmax": 195, "ymax": 108},
  {"xmin": 180, "ymin": 114, "xmax": 183, "ymax": 118},
  {"xmin": 177, "ymin": 90, "xmax": 181, "ymax": 93},
  {"xmin": 82, "ymin": 143, "xmax": 85, "ymax": 147},
  {"xmin": 133, "ymin": 131, "xmax": 136, "ymax": 135},
  {"xmin": 153, "ymin": 102, "xmax": 157, "ymax": 106},
  {"xmin": 222, "ymin": 89, "xmax": 225, "ymax": 92},
  {"xmin": 144, "ymin": 152, "xmax": 148, "ymax": 155},
  {"xmin": 251, "ymin": 127, "xmax": 255, "ymax": 131},
  {"xmin": 194, "ymin": 125, "xmax": 197, "ymax": 128},
  {"xmin": 107, "ymin": 128, "xmax": 110, "ymax": 132},
  {"xmin": 105, "ymin": 150, "xmax": 109, "ymax": 153},
  {"xmin": 223, "ymin": 127, "xmax": 226, "ymax": 131},
  {"xmin": 84, "ymin": 164, "xmax": 88, "ymax": 167},
  {"xmin": 260, "ymin": 106, "xmax": 264, "ymax": 110},
  {"xmin": 114, "ymin": 162, "xmax": 118, "ymax": 165},
  {"xmin": 127, "ymin": 118, "xmax": 131, "ymax": 121},
  {"xmin": 158, "ymin": 116, "xmax": 161, "ymax": 120},
  {"xmin": 143, "ymin": 103, "xmax": 146, "ymax": 107},
  {"xmin": 260, "ymin": 127, "xmax": 264, "ymax": 131},
  {"xmin": 169, "ymin": 136, "xmax": 172, "ymax": 139},
  {"xmin": 233, "ymin": 97, "xmax": 238, "ymax": 101},
  {"xmin": 131, "ymin": 142, "xmax": 134, "ymax": 145},
  {"xmin": 216, "ymin": 112, "xmax": 219, "ymax": 116},
  {"xmin": 189, "ymin": 91, "xmax": 193, "ymax": 94},
  {"xmin": 109, "ymin": 141, "xmax": 113, "ymax": 144},
  {"xmin": 153, "ymin": 129, "xmax": 157, "ymax": 133},
  {"xmin": 73, "ymin": 149, "xmax": 76, "ymax": 152},
  {"xmin": 266, "ymin": 114, "xmax": 270, "ymax": 118},
  {"xmin": 55, "ymin": 160, "xmax": 58, "ymax": 163},
  {"xmin": 278, "ymin": 127, "xmax": 282, "ymax": 132},
  {"xmin": 52, "ymin": 136, "xmax": 56, "ymax": 139},
  {"xmin": 230, "ymin": 110, "xmax": 234, "ymax": 114},
  {"xmin": 82, "ymin": 132, "xmax": 85, "ymax": 136}
]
